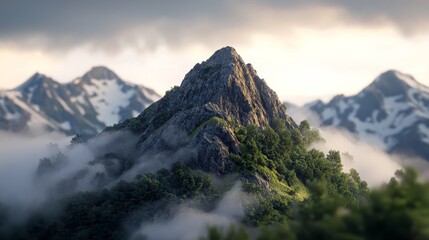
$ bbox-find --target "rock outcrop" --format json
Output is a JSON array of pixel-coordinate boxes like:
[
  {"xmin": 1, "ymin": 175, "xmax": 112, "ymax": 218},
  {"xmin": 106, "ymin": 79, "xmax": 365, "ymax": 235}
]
[{"xmin": 112, "ymin": 46, "xmax": 296, "ymax": 174}]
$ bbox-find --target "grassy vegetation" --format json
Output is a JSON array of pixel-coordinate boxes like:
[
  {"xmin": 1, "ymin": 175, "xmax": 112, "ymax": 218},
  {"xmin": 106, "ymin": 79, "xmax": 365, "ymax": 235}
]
[
  {"xmin": 190, "ymin": 116, "xmax": 228, "ymax": 137},
  {"xmin": 229, "ymin": 119, "xmax": 368, "ymax": 225},
  {"xmin": 0, "ymin": 117, "xmax": 371, "ymax": 239},
  {"xmin": 203, "ymin": 168, "xmax": 429, "ymax": 240}
]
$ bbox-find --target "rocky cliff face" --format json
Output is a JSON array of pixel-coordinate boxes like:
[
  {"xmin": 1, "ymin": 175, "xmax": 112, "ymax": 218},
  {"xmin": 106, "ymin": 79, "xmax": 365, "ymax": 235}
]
[{"xmin": 111, "ymin": 46, "xmax": 296, "ymax": 174}]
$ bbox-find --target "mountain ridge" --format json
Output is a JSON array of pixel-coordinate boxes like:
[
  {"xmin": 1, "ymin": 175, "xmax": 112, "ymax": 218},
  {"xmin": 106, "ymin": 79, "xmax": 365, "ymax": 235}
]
[
  {"xmin": 300, "ymin": 69, "xmax": 429, "ymax": 161},
  {"xmin": 108, "ymin": 46, "xmax": 296, "ymax": 174},
  {"xmin": 0, "ymin": 66, "xmax": 160, "ymax": 136},
  {"xmin": 0, "ymin": 47, "xmax": 375, "ymax": 240}
]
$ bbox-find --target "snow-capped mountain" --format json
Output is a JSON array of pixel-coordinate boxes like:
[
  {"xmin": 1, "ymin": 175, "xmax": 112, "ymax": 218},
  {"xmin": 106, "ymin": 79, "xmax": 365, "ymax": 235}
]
[
  {"xmin": 0, "ymin": 66, "xmax": 160, "ymax": 136},
  {"xmin": 303, "ymin": 70, "xmax": 429, "ymax": 161}
]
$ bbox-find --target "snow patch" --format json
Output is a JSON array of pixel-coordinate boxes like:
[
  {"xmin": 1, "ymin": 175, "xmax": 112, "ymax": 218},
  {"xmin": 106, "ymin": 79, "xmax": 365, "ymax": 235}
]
[
  {"xmin": 60, "ymin": 121, "xmax": 71, "ymax": 131},
  {"xmin": 3, "ymin": 91, "xmax": 58, "ymax": 133},
  {"xmin": 321, "ymin": 108, "xmax": 340, "ymax": 125},
  {"xmin": 394, "ymin": 71, "xmax": 429, "ymax": 91},
  {"xmin": 337, "ymin": 99, "xmax": 348, "ymax": 114},
  {"xmin": 55, "ymin": 93, "xmax": 74, "ymax": 113},
  {"xmin": 348, "ymin": 95, "xmax": 417, "ymax": 149},
  {"xmin": 83, "ymin": 79, "xmax": 135, "ymax": 126},
  {"xmin": 419, "ymin": 124, "xmax": 429, "ymax": 144}
]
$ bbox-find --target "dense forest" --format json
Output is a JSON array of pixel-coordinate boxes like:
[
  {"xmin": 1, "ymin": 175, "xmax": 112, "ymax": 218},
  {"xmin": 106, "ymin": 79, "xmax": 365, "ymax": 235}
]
[
  {"xmin": 0, "ymin": 118, "xmax": 405, "ymax": 240},
  {"xmin": 0, "ymin": 113, "xmax": 428, "ymax": 240},
  {"xmin": 203, "ymin": 168, "xmax": 429, "ymax": 240}
]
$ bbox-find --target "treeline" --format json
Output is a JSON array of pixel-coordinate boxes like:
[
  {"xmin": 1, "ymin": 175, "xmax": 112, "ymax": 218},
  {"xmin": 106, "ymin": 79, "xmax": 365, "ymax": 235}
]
[
  {"xmin": 0, "ymin": 163, "xmax": 220, "ymax": 240},
  {"xmin": 230, "ymin": 119, "xmax": 368, "ymax": 225},
  {"xmin": 201, "ymin": 119, "xmax": 429, "ymax": 239},
  {"xmin": 0, "ymin": 118, "xmax": 421, "ymax": 240},
  {"xmin": 203, "ymin": 168, "xmax": 429, "ymax": 240}
]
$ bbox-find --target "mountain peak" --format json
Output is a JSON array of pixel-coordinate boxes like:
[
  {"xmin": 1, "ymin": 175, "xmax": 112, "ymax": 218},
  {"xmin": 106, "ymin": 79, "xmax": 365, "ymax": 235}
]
[
  {"xmin": 303, "ymin": 69, "xmax": 429, "ymax": 163},
  {"xmin": 113, "ymin": 46, "xmax": 296, "ymax": 173},
  {"xmin": 377, "ymin": 70, "xmax": 420, "ymax": 86},
  {"xmin": 174, "ymin": 46, "xmax": 289, "ymax": 127},
  {"xmin": 180, "ymin": 46, "xmax": 249, "ymax": 90},
  {"xmin": 204, "ymin": 46, "xmax": 244, "ymax": 66},
  {"xmin": 364, "ymin": 70, "xmax": 426, "ymax": 96},
  {"xmin": 16, "ymin": 73, "xmax": 56, "ymax": 91},
  {"xmin": 79, "ymin": 66, "xmax": 121, "ymax": 84}
]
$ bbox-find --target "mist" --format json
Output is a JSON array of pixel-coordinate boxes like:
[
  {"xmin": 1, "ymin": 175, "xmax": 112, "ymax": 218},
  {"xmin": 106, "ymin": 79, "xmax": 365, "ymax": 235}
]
[
  {"xmin": 312, "ymin": 128, "xmax": 401, "ymax": 187},
  {"xmin": 120, "ymin": 126, "xmax": 197, "ymax": 181},
  {"xmin": 131, "ymin": 183, "xmax": 246, "ymax": 240},
  {"xmin": 0, "ymin": 125, "xmax": 205, "ymax": 226},
  {"xmin": 0, "ymin": 107, "xmax": 423, "ymax": 238},
  {"xmin": 0, "ymin": 129, "xmax": 143, "ymax": 223},
  {"xmin": 0, "ymin": 131, "xmax": 68, "ymax": 222},
  {"xmin": 288, "ymin": 106, "xmax": 429, "ymax": 187}
]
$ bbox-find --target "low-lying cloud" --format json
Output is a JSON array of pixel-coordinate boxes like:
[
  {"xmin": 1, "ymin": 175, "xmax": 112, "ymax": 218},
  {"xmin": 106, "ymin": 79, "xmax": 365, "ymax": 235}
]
[
  {"xmin": 0, "ymin": 126, "xmax": 202, "ymax": 225},
  {"xmin": 312, "ymin": 128, "xmax": 401, "ymax": 187},
  {"xmin": 131, "ymin": 182, "xmax": 245, "ymax": 240},
  {"xmin": 0, "ymin": 129, "xmax": 141, "ymax": 222},
  {"xmin": 0, "ymin": 131, "xmax": 68, "ymax": 222},
  {"xmin": 289, "ymin": 106, "xmax": 429, "ymax": 187}
]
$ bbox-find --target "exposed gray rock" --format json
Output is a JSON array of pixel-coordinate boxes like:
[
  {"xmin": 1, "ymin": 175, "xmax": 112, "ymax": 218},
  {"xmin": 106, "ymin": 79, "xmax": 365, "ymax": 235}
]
[
  {"xmin": 112, "ymin": 46, "xmax": 297, "ymax": 174},
  {"xmin": 0, "ymin": 94, "xmax": 30, "ymax": 131}
]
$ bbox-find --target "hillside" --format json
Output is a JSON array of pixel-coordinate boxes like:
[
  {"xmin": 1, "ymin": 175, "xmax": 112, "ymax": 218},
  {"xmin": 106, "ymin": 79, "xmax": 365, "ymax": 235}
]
[{"xmin": 0, "ymin": 47, "xmax": 369, "ymax": 240}]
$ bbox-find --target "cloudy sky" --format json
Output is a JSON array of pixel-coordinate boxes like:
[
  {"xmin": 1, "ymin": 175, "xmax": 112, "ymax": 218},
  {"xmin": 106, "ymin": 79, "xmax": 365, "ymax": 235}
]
[{"xmin": 1, "ymin": 0, "xmax": 428, "ymax": 104}]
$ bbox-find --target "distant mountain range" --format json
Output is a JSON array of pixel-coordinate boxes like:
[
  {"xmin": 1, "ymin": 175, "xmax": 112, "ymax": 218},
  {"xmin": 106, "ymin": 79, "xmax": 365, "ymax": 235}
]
[
  {"xmin": 0, "ymin": 47, "xmax": 375, "ymax": 240},
  {"xmin": 0, "ymin": 66, "xmax": 160, "ymax": 136},
  {"xmin": 297, "ymin": 70, "xmax": 429, "ymax": 161}
]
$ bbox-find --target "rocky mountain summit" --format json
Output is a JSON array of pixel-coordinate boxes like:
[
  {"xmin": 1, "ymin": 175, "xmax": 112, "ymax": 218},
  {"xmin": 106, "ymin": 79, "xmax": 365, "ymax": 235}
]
[
  {"xmin": 0, "ymin": 67, "xmax": 159, "ymax": 136},
  {"xmin": 110, "ymin": 46, "xmax": 296, "ymax": 174},
  {"xmin": 303, "ymin": 70, "xmax": 429, "ymax": 161},
  {"xmin": 2, "ymin": 47, "xmax": 372, "ymax": 240}
]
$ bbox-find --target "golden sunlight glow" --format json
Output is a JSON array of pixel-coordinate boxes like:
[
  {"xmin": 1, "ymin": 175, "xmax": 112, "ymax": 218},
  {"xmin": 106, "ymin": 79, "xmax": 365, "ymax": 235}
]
[{"xmin": 1, "ymin": 24, "xmax": 428, "ymax": 105}]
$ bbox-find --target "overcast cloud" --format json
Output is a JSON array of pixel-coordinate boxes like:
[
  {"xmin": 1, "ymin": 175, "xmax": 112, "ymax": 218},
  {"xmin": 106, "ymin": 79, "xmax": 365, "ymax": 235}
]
[
  {"xmin": 1, "ymin": 0, "xmax": 428, "ymax": 51},
  {"xmin": 1, "ymin": 1, "xmax": 428, "ymax": 104}
]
